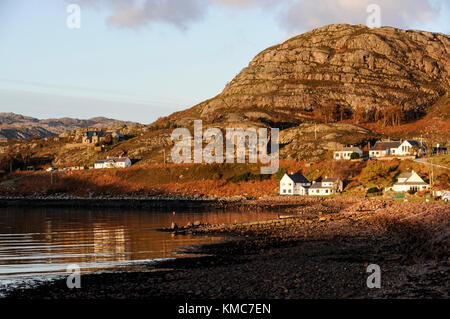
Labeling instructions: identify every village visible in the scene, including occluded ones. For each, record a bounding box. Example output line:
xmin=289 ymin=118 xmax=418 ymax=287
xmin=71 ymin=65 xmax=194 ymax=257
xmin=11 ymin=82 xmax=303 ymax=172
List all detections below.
xmin=0 ymin=125 xmax=449 ymax=201
xmin=281 ymin=139 xmax=448 ymax=199
xmin=20 ymin=134 xmax=447 ymax=202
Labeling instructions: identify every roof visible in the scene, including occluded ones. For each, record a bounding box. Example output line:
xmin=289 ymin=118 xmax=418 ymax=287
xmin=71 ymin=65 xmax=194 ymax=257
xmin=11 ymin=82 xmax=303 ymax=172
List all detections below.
xmin=336 ymin=147 xmax=360 ymax=152
xmin=371 ymin=141 xmax=401 ymax=151
xmin=397 ymin=172 xmax=413 ymax=179
xmin=106 ymin=157 xmax=129 ymax=163
xmin=394 ymin=181 xmax=429 ymax=186
xmin=406 ymin=140 xmax=421 ymax=147
xmin=286 ymin=174 xmax=310 ymax=184
xmin=323 ymin=177 xmax=340 ymax=183
xmin=309 ymin=182 xmax=333 ymax=189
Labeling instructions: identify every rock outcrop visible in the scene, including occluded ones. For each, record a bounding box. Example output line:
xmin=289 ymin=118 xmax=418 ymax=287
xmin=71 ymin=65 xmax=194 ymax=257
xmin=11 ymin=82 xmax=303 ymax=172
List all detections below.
xmin=184 ymin=24 xmax=449 ymax=124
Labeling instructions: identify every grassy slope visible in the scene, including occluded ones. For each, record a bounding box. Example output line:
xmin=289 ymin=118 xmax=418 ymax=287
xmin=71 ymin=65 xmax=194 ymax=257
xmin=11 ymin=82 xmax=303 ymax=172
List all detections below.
xmin=1 ymin=158 xmax=448 ymax=197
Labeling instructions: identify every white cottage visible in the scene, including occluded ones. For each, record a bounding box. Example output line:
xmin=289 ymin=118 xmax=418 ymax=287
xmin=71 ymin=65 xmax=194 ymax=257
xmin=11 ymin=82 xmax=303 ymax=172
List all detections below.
xmin=94 ymin=157 xmax=131 ymax=169
xmin=280 ymin=173 xmax=312 ymax=195
xmin=308 ymin=177 xmax=343 ymax=196
xmin=369 ymin=140 xmax=425 ymax=158
xmin=334 ymin=147 xmax=363 ymax=160
xmin=392 ymin=170 xmax=430 ymax=192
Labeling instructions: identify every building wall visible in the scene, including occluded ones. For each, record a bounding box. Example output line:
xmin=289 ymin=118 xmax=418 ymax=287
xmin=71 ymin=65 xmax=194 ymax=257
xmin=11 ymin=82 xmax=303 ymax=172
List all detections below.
xmin=369 ymin=150 xmax=387 ymax=158
xmin=393 ymin=184 xmax=429 ymax=192
xmin=309 ymin=188 xmax=334 ymax=196
xmin=334 ymin=148 xmax=363 ymax=160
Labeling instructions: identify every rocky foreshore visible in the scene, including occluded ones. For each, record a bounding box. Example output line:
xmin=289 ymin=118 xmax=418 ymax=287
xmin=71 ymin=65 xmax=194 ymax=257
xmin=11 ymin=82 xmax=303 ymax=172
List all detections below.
xmin=4 ymin=197 xmax=448 ymax=299
xmin=0 ymin=193 xmax=347 ymax=211
xmin=0 ymin=194 xmax=245 ymax=210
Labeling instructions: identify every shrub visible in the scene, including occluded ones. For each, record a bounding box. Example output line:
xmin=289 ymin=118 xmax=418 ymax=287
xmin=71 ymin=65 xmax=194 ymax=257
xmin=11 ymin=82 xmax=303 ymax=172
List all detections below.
xmin=350 ymin=152 xmax=360 ymax=159
xmin=274 ymin=167 xmax=288 ymax=180
xmin=230 ymin=172 xmax=271 ymax=183
xmin=367 ymin=187 xmax=380 ymax=194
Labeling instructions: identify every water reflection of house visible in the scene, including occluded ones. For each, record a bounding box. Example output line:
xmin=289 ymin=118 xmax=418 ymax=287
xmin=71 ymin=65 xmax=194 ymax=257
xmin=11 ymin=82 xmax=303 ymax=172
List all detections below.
xmin=93 ymin=225 xmax=126 ymax=262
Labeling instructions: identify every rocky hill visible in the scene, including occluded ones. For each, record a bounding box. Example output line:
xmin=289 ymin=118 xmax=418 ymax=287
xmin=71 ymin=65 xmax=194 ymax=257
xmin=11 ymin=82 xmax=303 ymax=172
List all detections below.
xmin=2 ymin=24 xmax=449 ymax=166
xmin=166 ymin=24 xmax=448 ymax=127
xmin=0 ymin=113 xmax=139 ymax=140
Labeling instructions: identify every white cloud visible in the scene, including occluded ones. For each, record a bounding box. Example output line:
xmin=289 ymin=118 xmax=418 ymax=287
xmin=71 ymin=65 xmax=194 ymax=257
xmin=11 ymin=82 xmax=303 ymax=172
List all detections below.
xmin=74 ymin=0 xmax=444 ymax=32
xmin=76 ymin=0 xmax=209 ymax=29
xmin=278 ymin=0 xmax=441 ymax=33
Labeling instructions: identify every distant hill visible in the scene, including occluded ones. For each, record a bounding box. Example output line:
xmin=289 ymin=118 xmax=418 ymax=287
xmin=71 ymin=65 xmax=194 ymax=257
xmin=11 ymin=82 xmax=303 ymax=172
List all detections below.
xmin=0 ymin=113 xmax=139 ymax=140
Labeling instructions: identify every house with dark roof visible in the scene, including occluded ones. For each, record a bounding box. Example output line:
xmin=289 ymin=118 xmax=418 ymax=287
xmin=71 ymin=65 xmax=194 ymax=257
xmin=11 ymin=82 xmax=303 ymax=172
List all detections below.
xmin=308 ymin=176 xmax=343 ymax=196
xmin=432 ymin=144 xmax=448 ymax=155
xmin=369 ymin=140 xmax=426 ymax=158
xmin=280 ymin=173 xmax=312 ymax=195
xmin=82 ymin=131 xmax=103 ymax=144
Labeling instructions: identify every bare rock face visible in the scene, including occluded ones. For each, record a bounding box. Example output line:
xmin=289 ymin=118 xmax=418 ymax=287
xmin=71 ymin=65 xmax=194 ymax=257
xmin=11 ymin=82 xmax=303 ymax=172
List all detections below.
xmin=191 ymin=24 xmax=449 ymax=122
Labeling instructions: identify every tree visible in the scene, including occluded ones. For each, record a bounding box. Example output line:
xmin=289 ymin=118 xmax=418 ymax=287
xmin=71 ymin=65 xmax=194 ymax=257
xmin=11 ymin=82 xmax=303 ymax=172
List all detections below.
xmin=382 ymin=105 xmax=404 ymax=127
xmin=350 ymin=152 xmax=360 ymax=159
xmin=353 ymin=106 xmax=366 ymax=124
xmin=360 ymin=162 xmax=399 ymax=189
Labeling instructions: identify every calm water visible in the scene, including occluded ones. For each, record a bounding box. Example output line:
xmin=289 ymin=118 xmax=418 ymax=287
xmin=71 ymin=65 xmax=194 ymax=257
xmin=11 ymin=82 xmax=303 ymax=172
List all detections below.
xmin=0 ymin=207 xmax=280 ymax=295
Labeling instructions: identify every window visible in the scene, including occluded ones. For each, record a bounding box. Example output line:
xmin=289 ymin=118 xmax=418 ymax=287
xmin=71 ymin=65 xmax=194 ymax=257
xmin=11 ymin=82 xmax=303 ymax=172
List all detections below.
xmin=283 ymin=189 xmax=286 ymax=193
xmin=325 ymin=190 xmax=329 ymax=193
xmin=288 ymin=189 xmax=292 ymax=193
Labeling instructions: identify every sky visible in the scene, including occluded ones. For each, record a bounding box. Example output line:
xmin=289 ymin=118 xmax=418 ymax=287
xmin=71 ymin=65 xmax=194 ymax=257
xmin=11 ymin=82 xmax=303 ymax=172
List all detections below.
xmin=0 ymin=0 xmax=448 ymax=124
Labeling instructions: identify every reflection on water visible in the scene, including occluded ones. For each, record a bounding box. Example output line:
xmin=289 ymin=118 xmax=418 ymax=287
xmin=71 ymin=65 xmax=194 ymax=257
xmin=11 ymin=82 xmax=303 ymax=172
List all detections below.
xmin=0 ymin=207 xmax=280 ymax=293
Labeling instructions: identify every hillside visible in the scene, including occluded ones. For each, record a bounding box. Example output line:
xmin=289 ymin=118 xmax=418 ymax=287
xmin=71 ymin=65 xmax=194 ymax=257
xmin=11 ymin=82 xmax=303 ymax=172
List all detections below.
xmin=0 ymin=113 xmax=139 ymax=140
xmin=163 ymin=24 xmax=448 ymax=128
xmin=1 ymin=24 xmax=449 ymax=168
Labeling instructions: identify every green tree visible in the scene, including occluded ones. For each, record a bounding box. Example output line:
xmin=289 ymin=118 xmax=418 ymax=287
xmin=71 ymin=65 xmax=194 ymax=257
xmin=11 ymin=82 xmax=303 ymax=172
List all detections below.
xmin=350 ymin=152 xmax=360 ymax=159
xmin=360 ymin=162 xmax=399 ymax=189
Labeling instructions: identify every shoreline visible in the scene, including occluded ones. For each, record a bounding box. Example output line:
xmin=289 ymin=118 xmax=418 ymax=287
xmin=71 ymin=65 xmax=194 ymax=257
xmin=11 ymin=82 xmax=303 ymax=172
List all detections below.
xmin=0 ymin=194 xmax=343 ymax=211
xmin=3 ymin=197 xmax=448 ymax=299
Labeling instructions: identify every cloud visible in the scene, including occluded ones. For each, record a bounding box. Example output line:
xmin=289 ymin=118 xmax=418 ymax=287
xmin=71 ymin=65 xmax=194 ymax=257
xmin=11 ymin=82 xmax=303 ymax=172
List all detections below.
xmin=278 ymin=0 xmax=441 ymax=33
xmin=75 ymin=0 xmax=443 ymax=32
xmin=76 ymin=0 xmax=209 ymax=29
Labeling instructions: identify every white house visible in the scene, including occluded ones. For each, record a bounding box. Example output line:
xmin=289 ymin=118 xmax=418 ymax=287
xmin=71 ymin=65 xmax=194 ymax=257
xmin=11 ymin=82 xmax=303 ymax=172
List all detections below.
xmin=94 ymin=157 xmax=131 ymax=169
xmin=308 ymin=177 xmax=343 ymax=196
xmin=392 ymin=170 xmax=430 ymax=192
xmin=334 ymin=147 xmax=363 ymax=160
xmin=369 ymin=140 xmax=425 ymax=158
xmin=280 ymin=173 xmax=312 ymax=195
